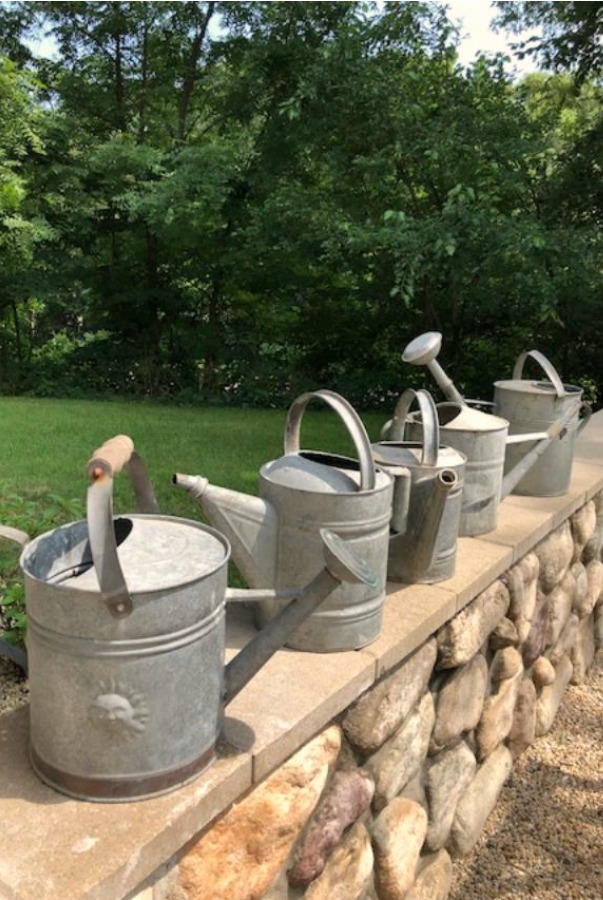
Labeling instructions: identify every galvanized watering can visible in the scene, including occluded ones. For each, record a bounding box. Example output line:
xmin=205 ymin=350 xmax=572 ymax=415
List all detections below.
xmin=0 ymin=436 xmax=375 ymax=802
xmin=400 ymin=332 xmax=589 ymax=532
xmin=493 ymin=350 xmax=591 ymax=496
xmin=374 ymin=389 xmax=465 ymax=583
xmin=174 ymin=390 xmax=393 ymax=653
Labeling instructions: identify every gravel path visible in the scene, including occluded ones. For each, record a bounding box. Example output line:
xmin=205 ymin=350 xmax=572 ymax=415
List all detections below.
xmin=449 ymin=651 xmax=603 ymax=900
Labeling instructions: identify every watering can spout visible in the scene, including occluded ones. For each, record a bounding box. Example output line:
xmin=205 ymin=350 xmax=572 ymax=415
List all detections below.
xmin=222 ymin=529 xmax=377 ymax=705
xmin=402 ymin=332 xmax=466 ymax=406
xmin=499 ymin=399 xmax=584 ymax=500
xmin=391 ymin=468 xmax=459 ymax=579
xmin=173 ymin=473 xmax=278 ymax=587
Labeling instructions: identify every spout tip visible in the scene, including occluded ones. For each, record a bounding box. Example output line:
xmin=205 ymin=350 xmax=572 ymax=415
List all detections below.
xmin=402 ymin=332 xmax=442 ymax=366
xmin=436 ymin=468 xmax=459 ymax=493
xmin=172 ymin=473 xmax=209 ymax=498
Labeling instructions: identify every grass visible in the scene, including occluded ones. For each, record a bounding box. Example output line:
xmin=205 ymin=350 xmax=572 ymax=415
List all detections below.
xmin=0 ymin=395 xmax=387 ymax=516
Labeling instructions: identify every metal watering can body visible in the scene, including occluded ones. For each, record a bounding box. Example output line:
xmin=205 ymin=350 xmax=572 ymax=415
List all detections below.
xmin=493 ymin=351 xmax=591 ymax=497
xmin=6 ymin=436 xmax=375 ymax=802
xmin=175 ymin=391 xmax=393 ymax=653
xmin=403 ymin=403 xmax=509 ymax=537
xmin=375 ymin=389 xmax=466 ymax=583
xmin=401 ymin=333 xmax=591 ymax=529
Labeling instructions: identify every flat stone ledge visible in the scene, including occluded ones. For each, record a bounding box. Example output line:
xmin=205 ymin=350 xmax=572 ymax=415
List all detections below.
xmin=1 ymin=410 xmax=603 ymax=899
xmin=0 ymin=707 xmax=252 ymax=900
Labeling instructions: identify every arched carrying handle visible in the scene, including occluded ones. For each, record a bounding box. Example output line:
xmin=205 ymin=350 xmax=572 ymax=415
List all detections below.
xmin=86 ymin=435 xmax=158 ymax=618
xmin=87 ymin=434 xmax=134 ymax=480
xmin=512 ymin=351 xmax=565 ymax=398
xmin=386 ymin=388 xmax=440 ymax=467
xmin=284 ymin=390 xmax=376 ymax=491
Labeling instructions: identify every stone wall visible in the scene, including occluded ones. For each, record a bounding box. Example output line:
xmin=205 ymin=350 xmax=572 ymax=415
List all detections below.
xmin=135 ymin=494 xmax=603 ymax=900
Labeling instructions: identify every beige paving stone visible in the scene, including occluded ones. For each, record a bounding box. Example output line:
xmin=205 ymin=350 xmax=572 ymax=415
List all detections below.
xmin=225 ymin=609 xmax=376 ymax=782
xmin=473 ymin=501 xmax=553 ymax=564
xmin=574 ymin=440 xmax=603 ymax=466
xmin=438 ymin=537 xmax=513 ymax=611
xmin=503 ymin=489 xmax=586 ymax=529
xmin=362 ymin=583 xmax=457 ymax=676
xmin=0 ymin=706 xmax=252 ymax=900
xmin=572 ymin=438 xmax=603 ymax=467
xmin=574 ymin=414 xmax=603 ymax=468
xmin=567 ymin=458 xmax=603 ymax=501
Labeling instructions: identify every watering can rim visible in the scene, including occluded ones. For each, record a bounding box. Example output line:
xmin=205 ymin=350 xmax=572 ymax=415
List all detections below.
xmin=260 ymin=449 xmax=392 ymax=495
xmin=411 ymin=401 xmax=510 ymax=433
xmin=20 ymin=513 xmax=231 ymax=597
xmin=371 ymin=439 xmax=467 ymax=469
xmin=493 ymin=378 xmax=583 ymax=397
xmin=495 ymin=349 xmax=581 ymax=399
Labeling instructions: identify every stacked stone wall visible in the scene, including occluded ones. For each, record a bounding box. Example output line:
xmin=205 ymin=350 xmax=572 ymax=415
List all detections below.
xmin=137 ymin=494 xmax=603 ymax=900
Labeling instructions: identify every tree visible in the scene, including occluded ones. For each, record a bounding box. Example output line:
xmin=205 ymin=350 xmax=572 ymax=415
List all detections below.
xmin=493 ymin=2 xmax=603 ymax=83
xmin=0 ymin=58 xmax=54 ymax=386
xmin=0 ymin=2 xmax=602 ymax=405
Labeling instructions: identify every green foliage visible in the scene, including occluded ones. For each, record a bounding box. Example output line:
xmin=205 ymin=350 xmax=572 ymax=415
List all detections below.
xmin=493 ymin=2 xmax=603 ymax=83
xmin=0 ymin=486 xmax=84 ymax=646
xmin=0 ymin=3 xmax=601 ymax=407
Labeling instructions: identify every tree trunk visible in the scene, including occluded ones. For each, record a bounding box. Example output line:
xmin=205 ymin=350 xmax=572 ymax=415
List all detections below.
xmin=176 ymin=1 xmax=216 ymax=142
xmin=11 ymin=301 xmax=23 ymax=369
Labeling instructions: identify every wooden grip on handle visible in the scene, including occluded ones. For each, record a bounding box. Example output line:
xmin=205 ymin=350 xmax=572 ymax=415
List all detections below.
xmin=87 ymin=435 xmax=134 ymax=481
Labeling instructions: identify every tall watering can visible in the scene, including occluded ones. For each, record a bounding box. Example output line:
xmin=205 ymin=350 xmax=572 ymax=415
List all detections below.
xmin=174 ymin=390 xmax=393 ymax=653
xmin=400 ymin=333 xmax=589 ymax=532
xmin=0 ymin=436 xmax=375 ymax=802
xmin=374 ymin=389 xmax=465 ymax=583
xmin=493 ymin=350 xmax=591 ymax=496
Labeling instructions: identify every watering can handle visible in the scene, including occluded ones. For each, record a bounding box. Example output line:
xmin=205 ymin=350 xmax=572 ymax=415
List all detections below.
xmin=386 ymin=389 xmax=439 ymax=467
xmin=512 ymin=351 xmax=565 ymax=398
xmin=87 ymin=434 xmax=135 ymax=479
xmin=0 ymin=525 xmax=30 ymax=548
xmin=86 ymin=435 xmax=159 ymax=618
xmin=284 ymin=390 xmax=376 ymax=491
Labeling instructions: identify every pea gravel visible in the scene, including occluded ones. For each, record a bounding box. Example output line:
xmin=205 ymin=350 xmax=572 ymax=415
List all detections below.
xmin=449 ymin=651 xmax=603 ymax=900
xmin=0 ymin=656 xmax=28 ymax=714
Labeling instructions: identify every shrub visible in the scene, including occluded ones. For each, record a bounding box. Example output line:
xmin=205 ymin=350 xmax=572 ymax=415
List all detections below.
xmin=0 ymin=487 xmax=83 ymax=648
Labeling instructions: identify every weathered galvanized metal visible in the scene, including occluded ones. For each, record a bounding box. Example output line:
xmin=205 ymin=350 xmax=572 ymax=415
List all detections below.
xmin=18 ymin=436 xmax=375 ymax=802
xmin=174 ymin=390 xmax=393 ymax=653
xmin=493 ymin=351 xmax=591 ymax=496
xmin=374 ymin=389 xmax=465 ymax=583
xmin=401 ymin=402 xmax=509 ymax=536
xmin=402 ymin=332 xmax=465 ymax=404
xmin=400 ymin=332 xmax=592 ymax=530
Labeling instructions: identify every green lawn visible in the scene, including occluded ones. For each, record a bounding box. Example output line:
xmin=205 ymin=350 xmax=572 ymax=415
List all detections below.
xmin=0 ymin=395 xmax=387 ymax=522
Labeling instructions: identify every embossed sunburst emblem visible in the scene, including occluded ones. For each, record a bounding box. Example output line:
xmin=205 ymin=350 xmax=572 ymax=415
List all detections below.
xmin=89 ymin=679 xmax=149 ymax=741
